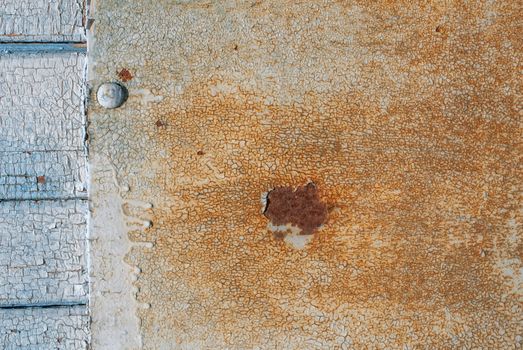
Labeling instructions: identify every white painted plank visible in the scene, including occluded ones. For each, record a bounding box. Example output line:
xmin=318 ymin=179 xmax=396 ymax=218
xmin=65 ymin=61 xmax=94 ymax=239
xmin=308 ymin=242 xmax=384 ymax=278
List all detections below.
xmin=0 ymin=52 xmax=86 ymax=152
xmin=0 ymin=151 xmax=87 ymax=200
xmin=0 ymin=200 xmax=88 ymax=306
xmin=0 ymin=305 xmax=89 ymax=350
xmin=0 ymin=0 xmax=85 ymax=42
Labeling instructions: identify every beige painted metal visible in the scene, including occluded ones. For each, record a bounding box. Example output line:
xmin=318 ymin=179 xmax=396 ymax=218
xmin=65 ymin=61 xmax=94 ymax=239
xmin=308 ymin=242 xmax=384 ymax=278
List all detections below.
xmin=88 ymin=1 xmax=522 ymax=349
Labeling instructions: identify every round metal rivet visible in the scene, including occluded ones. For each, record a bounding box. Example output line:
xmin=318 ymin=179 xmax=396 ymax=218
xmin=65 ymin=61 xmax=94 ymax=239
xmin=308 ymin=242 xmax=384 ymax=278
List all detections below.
xmin=97 ymin=82 xmax=128 ymax=109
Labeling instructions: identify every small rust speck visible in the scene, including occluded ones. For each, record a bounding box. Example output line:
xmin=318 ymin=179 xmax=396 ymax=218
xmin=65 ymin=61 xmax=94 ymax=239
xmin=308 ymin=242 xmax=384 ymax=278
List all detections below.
xmin=118 ymin=68 xmax=133 ymax=82
xmin=264 ymin=183 xmax=328 ymax=235
xmin=233 ymin=44 xmax=239 ymax=51
xmin=435 ymin=25 xmax=443 ymax=33
xmin=155 ymin=120 xmax=166 ymax=127
xmin=197 ymin=150 xmax=205 ymax=156
xmin=37 ymin=176 xmax=46 ymax=184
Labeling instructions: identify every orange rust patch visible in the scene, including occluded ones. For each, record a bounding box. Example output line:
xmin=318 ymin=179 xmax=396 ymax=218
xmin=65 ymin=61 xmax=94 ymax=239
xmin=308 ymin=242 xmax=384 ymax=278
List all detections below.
xmin=264 ymin=183 xmax=328 ymax=235
xmin=134 ymin=76 xmax=520 ymax=346
xmin=36 ymin=176 xmax=46 ymax=184
xmin=117 ymin=68 xmax=133 ymax=82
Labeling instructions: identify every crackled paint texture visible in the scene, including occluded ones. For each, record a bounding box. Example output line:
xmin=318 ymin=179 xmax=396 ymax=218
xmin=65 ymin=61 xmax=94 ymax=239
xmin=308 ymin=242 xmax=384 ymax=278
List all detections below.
xmin=0 ymin=45 xmax=88 ymax=348
xmin=0 ymin=200 xmax=88 ymax=307
xmin=0 ymin=52 xmax=88 ymax=200
xmin=0 ymin=0 xmax=85 ymax=42
xmin=0 ymin=306 xmax=89 ymax=349
xmin=0 ymin=53 xmax=86 ymax=152
xmin=89 ymin=1 xmax=522 ymax=348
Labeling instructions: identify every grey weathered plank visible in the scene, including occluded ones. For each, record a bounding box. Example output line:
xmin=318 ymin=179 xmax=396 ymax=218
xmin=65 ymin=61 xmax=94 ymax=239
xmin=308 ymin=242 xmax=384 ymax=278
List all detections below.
xmin=0 ymin=200 xmax=88 ymax=306
xmin=0 ymin=305 xmax=89 ymax=349
xmin=0 ymin=0 xmax=85 ymax=42
xmin=0 ymin=151 xmax=87 ymax=200
xmin=0 ymin=52 xmax=86 ymax=152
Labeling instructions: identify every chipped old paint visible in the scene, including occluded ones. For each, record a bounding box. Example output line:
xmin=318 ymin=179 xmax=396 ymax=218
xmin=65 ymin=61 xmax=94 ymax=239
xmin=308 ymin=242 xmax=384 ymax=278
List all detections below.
xmin=89 ymin=1 xmax=522 ymax=348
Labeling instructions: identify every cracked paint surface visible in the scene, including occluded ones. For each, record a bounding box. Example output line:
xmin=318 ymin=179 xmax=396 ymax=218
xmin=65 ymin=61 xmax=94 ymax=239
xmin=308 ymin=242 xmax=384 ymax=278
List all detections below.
xmin=0 ymin=306 xmax=89 ymax=349
xmin=0 ymin=52 xmax=88 ymax=201
xmin=0 ymin=0 xmax=85 ymax=42
xmin=89 ymin=1 xmax=522 ymax=348
xmin=0 ymin=47 xmax=88 ymax=347
xmin=0 ymin=53 xmax=86 ymax=152
xmin=0 ymin=200 xmax=88 ymax=307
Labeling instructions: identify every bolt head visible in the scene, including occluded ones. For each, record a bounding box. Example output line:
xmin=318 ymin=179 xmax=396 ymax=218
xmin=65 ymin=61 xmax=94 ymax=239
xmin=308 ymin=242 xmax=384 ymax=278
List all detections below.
xmin=97 ymin=82 xmax=128 ymax=109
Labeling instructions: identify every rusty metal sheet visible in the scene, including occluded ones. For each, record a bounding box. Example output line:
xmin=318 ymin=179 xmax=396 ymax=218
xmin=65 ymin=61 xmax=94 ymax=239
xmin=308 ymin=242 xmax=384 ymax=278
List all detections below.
xmin=88 ymin=1 xmax=522 ymax=348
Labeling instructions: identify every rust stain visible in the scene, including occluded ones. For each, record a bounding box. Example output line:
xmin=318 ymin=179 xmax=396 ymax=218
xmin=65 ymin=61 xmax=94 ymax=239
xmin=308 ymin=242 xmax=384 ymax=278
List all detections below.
xmin=264 ymin=183 xmax=328 ymax=235
xmin=36 ymin=176 xmax=46 ymax=184
xmin=92 ymin=0 xmax=522 ymax=347
xmin=133 ymin=76 xmax=520 ymax=346
xmin=117 ymin=68 xmax=133 ymax=82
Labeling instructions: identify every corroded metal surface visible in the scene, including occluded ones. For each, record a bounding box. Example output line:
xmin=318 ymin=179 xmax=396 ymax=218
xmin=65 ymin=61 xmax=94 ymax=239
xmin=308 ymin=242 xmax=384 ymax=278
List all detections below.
xmin=89 ymin=1 xmax=522 ymax=348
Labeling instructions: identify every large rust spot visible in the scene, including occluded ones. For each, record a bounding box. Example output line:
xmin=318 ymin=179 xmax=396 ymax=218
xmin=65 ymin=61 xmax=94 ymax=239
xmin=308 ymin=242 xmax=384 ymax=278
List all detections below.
xmin=264 ymin=183 xmax=328 ymax=235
